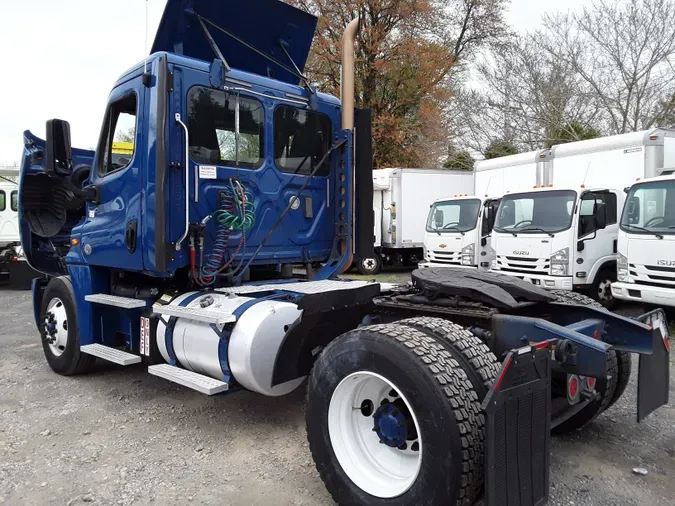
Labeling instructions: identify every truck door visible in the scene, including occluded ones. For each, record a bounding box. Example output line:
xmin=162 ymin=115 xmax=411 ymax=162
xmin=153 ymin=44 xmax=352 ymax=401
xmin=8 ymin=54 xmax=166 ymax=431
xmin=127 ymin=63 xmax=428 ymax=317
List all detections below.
xmin=79 ymin=80 xmax=146 ymax=271
xmin=576 ymin=190 xmax=618 ymax=277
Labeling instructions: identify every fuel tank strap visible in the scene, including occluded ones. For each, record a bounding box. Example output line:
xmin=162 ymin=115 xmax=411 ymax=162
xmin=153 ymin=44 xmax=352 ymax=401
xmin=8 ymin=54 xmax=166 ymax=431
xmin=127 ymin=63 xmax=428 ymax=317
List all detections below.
xmin=164 ymin=292 xmax=205 ymax=366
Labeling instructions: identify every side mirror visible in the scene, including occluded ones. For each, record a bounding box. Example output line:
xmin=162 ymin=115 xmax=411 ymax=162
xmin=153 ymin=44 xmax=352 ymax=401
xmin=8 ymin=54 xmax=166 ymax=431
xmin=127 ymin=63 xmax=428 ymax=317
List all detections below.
xmin=481 ymin=237 xmax=487 ymax=247
xmin=577 ymin=240 xmax=585 ymax=252
xmin=45 ymin=119 xmax=73 ymax=176
xmin=595 ymin=202 xmax=607 ymax=230
xmin=627 ymin=197 xmax=640 ymax=224
xmin=434 ymin=210 xmax=444 ymax=229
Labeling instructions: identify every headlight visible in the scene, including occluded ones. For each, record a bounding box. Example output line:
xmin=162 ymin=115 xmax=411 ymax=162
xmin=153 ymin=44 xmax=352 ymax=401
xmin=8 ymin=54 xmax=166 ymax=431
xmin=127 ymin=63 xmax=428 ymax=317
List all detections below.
xmin=617 ymin=252 xmax=629 ymax=282
xmin=550 ymin=248 xmax=569 ymax=277
xmin=461 ymin=244 xmax=475 ymax=266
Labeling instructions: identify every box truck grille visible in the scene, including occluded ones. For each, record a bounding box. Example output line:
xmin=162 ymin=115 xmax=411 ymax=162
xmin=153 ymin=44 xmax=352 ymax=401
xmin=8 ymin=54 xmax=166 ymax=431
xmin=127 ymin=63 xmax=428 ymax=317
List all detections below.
xmin=631 ymin=263 xmax=675 ymax=287
xmin=429 ymin=250 xmax=461 ymax=265
xmin=496 ymin=256 xmax=550 ymax=275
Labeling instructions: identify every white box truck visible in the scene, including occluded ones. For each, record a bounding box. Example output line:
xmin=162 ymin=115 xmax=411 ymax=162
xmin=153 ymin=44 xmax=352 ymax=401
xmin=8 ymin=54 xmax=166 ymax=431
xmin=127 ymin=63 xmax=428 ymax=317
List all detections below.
xmin=358 ymin=168 xmax=473 ymax=274
xmin=0 ymin=169 xmax=37 ymax=287
xmin=489 ymin=128 xmax=675 ymax=307
xmin=612 ymin=169 xmax=675 ymax=307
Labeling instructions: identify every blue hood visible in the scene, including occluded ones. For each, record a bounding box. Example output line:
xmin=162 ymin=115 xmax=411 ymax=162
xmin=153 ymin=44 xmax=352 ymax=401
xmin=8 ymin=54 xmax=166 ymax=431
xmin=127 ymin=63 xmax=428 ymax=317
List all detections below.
xmin=151 ymin=0 xmax=318 ymax=85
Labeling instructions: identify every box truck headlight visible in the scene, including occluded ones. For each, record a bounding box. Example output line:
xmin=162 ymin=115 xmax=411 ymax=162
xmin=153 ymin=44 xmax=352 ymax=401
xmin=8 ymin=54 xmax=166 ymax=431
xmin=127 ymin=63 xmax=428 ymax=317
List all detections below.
xmin=550 ymin=248 xmax=569 ymax=276
xmin=617 ymin=252 xmax=629 ymax=282
xmin=461 ymin=244 xmax=475 ymax=266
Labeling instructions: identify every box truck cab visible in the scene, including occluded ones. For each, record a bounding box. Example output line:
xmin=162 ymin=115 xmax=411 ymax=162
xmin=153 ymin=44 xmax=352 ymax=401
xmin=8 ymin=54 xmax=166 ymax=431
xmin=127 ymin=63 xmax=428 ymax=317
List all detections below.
xmin=612 ymin=173 xmax=675 ymax=306
xmin=491 ymin=186 xmax=623 ymax=305
xmin=420 ymin=195 xmax=499 ymax=269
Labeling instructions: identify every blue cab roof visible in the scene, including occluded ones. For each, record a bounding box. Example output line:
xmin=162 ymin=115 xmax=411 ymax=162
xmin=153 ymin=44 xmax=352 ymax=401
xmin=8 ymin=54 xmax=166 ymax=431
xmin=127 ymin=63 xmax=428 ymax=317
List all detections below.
xmin=151 ymin=0 xmax=318 ymax=86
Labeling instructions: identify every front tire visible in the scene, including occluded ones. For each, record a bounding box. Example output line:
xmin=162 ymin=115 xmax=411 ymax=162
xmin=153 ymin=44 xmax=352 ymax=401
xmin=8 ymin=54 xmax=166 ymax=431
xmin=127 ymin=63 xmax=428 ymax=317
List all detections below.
xmin=357 ymin=255 xmax=382 ymax=275
xmin=40 ymin=276 xmax=95 ymax=376
xmin=589 ymin=269 xmax=616 ymax=309
xmin=306 ymin=324 xmax=483 ymax=505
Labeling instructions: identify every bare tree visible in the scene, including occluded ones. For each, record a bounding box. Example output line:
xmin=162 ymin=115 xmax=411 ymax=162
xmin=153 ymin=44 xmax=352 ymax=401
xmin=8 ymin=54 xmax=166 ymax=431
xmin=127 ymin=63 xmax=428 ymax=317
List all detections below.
xmin=543 ymin=0 xmax=675 ymax=134
xmin=449 ymin=33 xmax=602 ymax=155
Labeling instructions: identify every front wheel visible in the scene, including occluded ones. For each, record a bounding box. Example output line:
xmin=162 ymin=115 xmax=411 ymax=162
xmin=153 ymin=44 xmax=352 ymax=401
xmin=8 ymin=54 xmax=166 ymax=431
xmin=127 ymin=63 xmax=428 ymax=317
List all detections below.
xmin=357 ymin=255 xmax=382 ymax=275
xmin=589 ymin=269 xmax=616 ymax=309
xmin=40 ymin=276 xmax=95 ymax=376
xmin=306 ymin=324 xmax=484 ymax=505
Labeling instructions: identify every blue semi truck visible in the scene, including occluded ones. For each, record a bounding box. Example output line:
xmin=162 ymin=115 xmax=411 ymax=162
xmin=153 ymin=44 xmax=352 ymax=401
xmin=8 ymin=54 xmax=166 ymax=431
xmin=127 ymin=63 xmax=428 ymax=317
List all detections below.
xmin=16 ymin=1 xmax=670 ymax=505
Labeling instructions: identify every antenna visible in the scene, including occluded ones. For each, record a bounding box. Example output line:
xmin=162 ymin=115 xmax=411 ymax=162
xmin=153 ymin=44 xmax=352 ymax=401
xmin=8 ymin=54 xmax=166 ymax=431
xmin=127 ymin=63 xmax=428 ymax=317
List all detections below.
xmin=581 ymin=161 xmax=591 ymax=188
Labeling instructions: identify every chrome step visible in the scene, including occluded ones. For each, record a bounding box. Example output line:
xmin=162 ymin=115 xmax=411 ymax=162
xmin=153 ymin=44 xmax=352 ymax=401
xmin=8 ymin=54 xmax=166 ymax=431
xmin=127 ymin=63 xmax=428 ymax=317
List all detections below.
xmin=152 ymin=305 xmax=236 ymax=325
xmin=80 ymin=344 xmax=142 ymax=366
xmin=148 ymin=364 xmax=229 ymax=395
xmin=85 ymin=294 xmax=148 ymax=309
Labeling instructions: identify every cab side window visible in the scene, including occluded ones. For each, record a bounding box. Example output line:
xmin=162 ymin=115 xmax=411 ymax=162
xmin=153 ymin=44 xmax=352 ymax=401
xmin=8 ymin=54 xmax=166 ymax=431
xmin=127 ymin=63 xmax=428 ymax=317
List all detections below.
xmin=579 ymin=191 xmax=617 ymax=237
xmin=98 ymin=94 xmax=137 ymax=176
xmin=0 ymin=190 xmax=5 ymax=212
xmin=11 ymin=191 xmax=17 ymax=212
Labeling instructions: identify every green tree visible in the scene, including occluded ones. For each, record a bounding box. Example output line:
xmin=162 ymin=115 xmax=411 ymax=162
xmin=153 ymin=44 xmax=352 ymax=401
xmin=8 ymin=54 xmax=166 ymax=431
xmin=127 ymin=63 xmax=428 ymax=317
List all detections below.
xmin=443 ymin=150 xmax=475 ymax=170
xmin=484 ymin=140 xmax=518 ymax=159
xmin=545 ymin=121 xmax=600 ymax=148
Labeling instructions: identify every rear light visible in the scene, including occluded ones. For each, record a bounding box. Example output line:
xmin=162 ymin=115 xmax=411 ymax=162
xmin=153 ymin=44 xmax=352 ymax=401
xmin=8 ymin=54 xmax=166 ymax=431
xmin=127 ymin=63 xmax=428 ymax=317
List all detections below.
xmin=586 ymin=376 xmax=596 ymax=390
xmin=567 ymin=374 xmax=581 ymax=404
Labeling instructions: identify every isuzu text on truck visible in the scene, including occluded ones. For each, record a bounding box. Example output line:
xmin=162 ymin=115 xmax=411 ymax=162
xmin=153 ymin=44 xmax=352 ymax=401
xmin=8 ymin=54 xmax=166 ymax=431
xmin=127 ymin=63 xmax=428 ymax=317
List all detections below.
xmin=15 ymin=1 xmax=669 ymax=505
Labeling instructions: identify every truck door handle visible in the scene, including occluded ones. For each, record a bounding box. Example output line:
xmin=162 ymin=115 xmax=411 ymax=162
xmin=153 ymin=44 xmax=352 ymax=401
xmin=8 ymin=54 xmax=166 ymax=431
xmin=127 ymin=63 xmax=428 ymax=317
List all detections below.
xmin=126 ymin=220 xmax=137 ymax=254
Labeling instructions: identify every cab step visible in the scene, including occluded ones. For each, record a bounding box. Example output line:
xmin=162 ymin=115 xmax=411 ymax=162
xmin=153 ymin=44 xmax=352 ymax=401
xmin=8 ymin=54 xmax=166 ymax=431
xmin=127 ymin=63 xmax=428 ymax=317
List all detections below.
xmin=80 ymin=344 xmax=142 ymax=366
xmin=148 ymin=364 xmax=229 ymax=395
xmin=85 ymin=294 xmax=149 ymax=309
xmin=152 ymin=305 xmax=236 ymax=325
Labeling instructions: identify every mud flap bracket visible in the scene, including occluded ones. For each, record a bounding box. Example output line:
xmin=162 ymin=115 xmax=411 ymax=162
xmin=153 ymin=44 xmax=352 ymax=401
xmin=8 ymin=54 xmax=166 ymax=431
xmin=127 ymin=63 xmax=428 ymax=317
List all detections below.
xmin=482 ymin=346 xmax=552 ymax=506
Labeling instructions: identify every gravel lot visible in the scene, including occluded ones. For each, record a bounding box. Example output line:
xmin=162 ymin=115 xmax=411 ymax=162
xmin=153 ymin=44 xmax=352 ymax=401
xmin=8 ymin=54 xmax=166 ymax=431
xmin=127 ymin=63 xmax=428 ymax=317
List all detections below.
xmin=1 ymin=279 xmax=674 ymax=506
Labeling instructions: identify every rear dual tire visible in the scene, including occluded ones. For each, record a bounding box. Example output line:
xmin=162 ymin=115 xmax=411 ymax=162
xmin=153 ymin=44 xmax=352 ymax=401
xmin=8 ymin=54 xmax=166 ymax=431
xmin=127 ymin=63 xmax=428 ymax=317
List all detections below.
xmin=306 ymin=321 xmax=498 ymax=505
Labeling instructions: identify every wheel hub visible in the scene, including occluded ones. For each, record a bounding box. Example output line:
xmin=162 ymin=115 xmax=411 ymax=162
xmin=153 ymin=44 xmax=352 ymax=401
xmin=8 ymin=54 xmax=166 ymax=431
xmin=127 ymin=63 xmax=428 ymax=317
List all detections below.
xmin=44 ymin=298 xmax=68 ymax=357
xmin=373 ymin=403 xmax=408 ymax=448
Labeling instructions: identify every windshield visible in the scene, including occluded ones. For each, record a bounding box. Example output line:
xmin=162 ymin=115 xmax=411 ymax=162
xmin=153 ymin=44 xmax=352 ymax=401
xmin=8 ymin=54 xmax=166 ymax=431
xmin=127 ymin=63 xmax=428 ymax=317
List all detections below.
xmin=495 ymin=190 xmax=576 ymax=234
xmin=621 ymin=180 xmax=675 ymax=235
xmin=427 ymin=199 xmax=481 ymax=233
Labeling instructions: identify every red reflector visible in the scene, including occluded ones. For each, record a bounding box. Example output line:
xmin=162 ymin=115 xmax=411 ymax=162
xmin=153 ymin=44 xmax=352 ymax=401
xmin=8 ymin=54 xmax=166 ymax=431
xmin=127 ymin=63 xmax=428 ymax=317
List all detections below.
xmin=593 ymin=330 xmax=600 ymax=339
xmin=493 ymin=355 xmax=513 ymax=393
xmin=569 ymin=376 xmax=579 ymax=398
xmin=665 ymin=336 xmax=671 ymax=352
xmin=587 ymin=377 xmax=596 ymax=390
xmin=535 ymin=341 xmax=550 ymax=350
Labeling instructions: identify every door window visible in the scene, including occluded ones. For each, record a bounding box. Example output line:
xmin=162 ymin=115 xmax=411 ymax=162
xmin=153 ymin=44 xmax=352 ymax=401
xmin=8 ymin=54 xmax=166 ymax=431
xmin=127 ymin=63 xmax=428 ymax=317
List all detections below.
xmin=10 ymin=191 xmax=17 ymax=212
xmin=98 ymin=94 xmax=138 ymax=176
xmin=579 ymin=191 xmax=617 ymax=237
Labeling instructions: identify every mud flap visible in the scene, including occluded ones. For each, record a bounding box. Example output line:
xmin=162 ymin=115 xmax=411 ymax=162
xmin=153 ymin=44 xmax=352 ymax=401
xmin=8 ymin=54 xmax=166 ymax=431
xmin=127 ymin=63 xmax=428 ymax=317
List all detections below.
xmin=482 ymin=346 xmax=552 ymax=506
xmin=635 ymin=309 xmax=670 ymax=422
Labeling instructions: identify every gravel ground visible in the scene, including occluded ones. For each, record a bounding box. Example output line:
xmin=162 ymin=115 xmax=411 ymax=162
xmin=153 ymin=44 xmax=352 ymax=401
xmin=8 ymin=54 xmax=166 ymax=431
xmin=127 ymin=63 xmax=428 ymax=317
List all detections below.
xmin=1 ymin=280 xmax=674 ymax=506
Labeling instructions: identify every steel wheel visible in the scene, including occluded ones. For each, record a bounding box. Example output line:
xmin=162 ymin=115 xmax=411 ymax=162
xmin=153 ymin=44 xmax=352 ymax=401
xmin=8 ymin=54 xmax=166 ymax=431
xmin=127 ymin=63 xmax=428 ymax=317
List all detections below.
xmin=358 ymin=256 xmax=381 ymax=275
xmin=44 ymin=297 xmax=69 ymax=357
xmin=328 ymin=371 xmax=422 ymax=498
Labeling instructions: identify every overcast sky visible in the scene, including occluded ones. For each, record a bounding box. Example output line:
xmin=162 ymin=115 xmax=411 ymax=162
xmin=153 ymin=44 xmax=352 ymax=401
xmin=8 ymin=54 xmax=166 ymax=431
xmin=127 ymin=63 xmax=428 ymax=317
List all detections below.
xmin=0 ymin=0 xmax=587 ymax=166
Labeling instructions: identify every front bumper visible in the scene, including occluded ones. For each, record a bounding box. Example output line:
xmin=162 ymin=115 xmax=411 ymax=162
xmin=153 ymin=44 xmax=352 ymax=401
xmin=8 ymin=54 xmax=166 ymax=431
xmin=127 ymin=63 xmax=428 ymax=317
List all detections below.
xmin=493 ymin=270 xmax=573 ymax=290
xmin=612 ymin=281 xmax=675 ymax=306
xmin=419 ymin=261 xmax=476 ymax=270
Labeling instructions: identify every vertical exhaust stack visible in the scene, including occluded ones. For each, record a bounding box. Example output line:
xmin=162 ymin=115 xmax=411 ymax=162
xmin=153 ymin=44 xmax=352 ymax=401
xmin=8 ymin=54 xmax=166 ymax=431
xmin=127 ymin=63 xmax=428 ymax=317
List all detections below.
xmin=341 ymin=18 xmax=359 ymax=131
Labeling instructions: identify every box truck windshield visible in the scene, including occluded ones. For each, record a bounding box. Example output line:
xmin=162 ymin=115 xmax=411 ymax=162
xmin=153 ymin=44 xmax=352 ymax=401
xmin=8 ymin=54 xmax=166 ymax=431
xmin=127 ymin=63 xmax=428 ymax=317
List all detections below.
xmin=621 ymin=179 xmax=675 ymax=237
xmin=427 ymin=198 xmax=481 ymax=233
xmin=494 ymin=190 xmax=576 ymax=235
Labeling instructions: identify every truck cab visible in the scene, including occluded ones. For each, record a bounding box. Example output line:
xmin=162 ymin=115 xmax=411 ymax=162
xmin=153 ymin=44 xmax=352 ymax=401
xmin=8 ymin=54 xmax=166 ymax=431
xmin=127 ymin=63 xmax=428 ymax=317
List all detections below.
xmin=420 ymin=195 xmax=499 ymax=270
xmin=490 ymin=186 xmax=623 ymax=306
xmin=612 ymin=173 xmax=675 ymax=306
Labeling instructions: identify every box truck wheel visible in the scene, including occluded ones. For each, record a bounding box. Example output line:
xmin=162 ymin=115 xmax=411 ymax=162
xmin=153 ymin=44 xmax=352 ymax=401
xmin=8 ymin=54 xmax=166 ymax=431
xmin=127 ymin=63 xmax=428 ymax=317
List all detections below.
xmin=590 ymin=268 xmax=616 ymax=309
xmin=357 ymin=255 xmax=382 ymax=275
xmin=306 ymin=324 xmax=483 ymax=505
xmin=40 ymin=276 xmax=95 ymax=376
